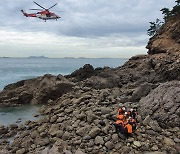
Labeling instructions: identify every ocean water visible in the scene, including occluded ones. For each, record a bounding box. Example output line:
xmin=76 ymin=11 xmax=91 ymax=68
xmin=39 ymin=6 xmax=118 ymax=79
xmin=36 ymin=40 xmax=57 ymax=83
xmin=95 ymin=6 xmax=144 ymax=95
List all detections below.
xmin=0 ymin=104 xmax=42 ymax=126
xmin=0 ymin=57 xmax=127 ymax=91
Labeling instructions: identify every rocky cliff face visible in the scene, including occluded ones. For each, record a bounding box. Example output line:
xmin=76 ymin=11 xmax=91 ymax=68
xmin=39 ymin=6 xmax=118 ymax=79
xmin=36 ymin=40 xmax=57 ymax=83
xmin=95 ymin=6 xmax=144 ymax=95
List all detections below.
xmin=0 ymin=12 xmax=180 ymax=154
xmin=146 ymin=15 xmax=180 ymax=54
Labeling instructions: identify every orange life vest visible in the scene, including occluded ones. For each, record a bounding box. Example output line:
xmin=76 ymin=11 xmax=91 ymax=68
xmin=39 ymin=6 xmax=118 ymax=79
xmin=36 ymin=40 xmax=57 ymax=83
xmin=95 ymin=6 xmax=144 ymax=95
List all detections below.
xmin=117 ymin=114 xmax=124 ymax=120
xmin=124 ymin=123 xmax=132 ymax=134
xmin=116 ymin=119 xmax=124 ymax=126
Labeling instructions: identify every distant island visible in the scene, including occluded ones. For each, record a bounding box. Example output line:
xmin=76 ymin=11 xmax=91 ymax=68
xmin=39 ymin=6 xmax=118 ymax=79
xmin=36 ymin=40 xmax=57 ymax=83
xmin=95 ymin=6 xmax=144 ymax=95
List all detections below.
xmin=0 ymin=57 xmax=10 ymax=58
xmin=27 ymin=56 xmax=48 ymax=58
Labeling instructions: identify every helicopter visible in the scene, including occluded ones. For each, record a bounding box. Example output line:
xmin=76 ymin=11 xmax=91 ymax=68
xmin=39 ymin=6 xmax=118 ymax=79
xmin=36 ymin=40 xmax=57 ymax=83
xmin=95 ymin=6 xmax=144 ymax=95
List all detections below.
xmin=21 ymin=1 xmax=61 ymax=22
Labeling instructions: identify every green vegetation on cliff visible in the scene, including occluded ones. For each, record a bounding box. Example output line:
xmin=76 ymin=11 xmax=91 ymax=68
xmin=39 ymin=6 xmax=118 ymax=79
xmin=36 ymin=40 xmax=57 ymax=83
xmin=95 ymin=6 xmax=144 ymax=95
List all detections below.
xmin=147 ymin=0 xmax=180 ymax=36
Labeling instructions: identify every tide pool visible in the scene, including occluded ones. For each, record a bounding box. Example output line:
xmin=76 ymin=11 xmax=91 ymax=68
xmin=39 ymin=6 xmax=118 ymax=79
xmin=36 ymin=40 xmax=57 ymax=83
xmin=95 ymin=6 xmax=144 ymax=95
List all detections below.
xmin=0 ymin=104 xmax=41 ymax=126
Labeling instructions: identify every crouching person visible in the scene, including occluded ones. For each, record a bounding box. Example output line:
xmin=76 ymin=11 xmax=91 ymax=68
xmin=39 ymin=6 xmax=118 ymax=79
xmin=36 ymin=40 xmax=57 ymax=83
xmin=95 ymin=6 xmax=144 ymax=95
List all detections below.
xmin=124 ymin=116 xmax=137 ymax=137
xmin=114 ymin=118 xmax=125 ymax=134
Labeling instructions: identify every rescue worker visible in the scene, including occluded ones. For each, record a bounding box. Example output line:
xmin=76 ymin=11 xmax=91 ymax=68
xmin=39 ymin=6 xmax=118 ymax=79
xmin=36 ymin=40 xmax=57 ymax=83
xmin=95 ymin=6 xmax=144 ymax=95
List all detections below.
xmin=124 ymin=117 xmax=133 ymax=136
xmin=114 ymin=107 xmax=137 ymax=138
xmin=128 ymin=108 xmax=137 ymax=131
xmin=117 ymin=107 xmax=126 ymax=118
xmin=129 ymin=108 xmax=137 ymax=119
xmin=114 ymin=114 xmax=125 ymax=134
xmin=131 ymin=117 xmax=136 ymax=131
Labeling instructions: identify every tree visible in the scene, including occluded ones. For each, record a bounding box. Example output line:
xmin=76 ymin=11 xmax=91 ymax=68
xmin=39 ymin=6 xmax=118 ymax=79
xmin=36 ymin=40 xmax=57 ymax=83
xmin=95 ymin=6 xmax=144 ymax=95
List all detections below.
xmin=171 ymin=5 xmax=180 ymax=15
xmin=147 ymin=18 xmax=163 ymax=36
xmin=147 ymin=0 xmax=179 ymax=37
xmin=160 ymin=8 xmax=171 ymax=21
xmin=171 ymin=0 xmax=180 ymax=15
xmin=175 ymin=0 xmax=180 ymax=5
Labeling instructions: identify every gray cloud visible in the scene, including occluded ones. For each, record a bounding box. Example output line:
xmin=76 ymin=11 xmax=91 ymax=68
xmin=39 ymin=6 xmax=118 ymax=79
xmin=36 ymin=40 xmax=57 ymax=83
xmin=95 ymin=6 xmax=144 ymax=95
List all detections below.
xmin=0 ymin=0 xmax=175 ymax=37
xmin=0 ymin=0 xmax=176 ymax=58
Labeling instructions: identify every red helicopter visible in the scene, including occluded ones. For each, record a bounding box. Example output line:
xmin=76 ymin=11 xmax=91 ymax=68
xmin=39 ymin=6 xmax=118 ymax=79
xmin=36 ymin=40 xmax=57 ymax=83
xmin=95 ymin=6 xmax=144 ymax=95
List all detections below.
xmin=21 ymin=1 xmax=61 ymax=22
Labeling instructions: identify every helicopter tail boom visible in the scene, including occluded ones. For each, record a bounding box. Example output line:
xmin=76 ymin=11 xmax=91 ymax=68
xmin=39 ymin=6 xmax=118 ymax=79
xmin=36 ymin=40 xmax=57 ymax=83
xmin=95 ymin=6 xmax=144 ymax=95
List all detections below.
xmin=21 ymin=10 xmax=36 ymax=17
xmin=21 ymin=10 xmax=28 ymax=17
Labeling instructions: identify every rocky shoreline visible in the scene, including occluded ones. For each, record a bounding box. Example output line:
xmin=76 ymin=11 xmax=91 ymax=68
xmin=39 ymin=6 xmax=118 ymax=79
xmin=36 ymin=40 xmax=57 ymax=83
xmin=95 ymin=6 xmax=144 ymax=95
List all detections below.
xmin=0 ymin=13 xmax=180 ymax=154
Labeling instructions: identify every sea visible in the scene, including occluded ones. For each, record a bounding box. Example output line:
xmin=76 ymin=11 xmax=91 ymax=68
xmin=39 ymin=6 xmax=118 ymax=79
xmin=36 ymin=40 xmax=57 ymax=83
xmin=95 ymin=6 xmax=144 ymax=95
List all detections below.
xmin=0 ymin=57 xmax=127 ymax=126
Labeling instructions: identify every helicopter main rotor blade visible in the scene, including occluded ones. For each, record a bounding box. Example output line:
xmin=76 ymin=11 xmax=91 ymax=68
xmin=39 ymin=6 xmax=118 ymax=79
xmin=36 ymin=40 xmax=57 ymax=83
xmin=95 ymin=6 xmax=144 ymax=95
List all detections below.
xmin=29 ymin=9 xmax=43 ymax=10
xmin=48 ymin=3 xmax=58 ymax=10
xmin=33 ymin=1 xmax=46 ymax=10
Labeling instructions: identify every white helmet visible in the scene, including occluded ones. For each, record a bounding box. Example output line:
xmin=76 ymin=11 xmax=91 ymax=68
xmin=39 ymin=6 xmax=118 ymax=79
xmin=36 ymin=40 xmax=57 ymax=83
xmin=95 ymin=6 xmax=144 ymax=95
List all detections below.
xmin=122 ymin=107 xmax=126 ymax=111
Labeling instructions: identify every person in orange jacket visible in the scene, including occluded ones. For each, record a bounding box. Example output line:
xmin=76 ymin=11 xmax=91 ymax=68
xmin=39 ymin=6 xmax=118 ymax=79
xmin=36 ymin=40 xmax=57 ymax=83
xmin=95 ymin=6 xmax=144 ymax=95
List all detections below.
xmin=124 ymin=117 xmax=133 ymax=136
xmin=114 ymin=109 xmax=126 ymax=134
xmin=114 ymin=117 xmax=125 ymax=134
xmin=114 ymin=107 xmax=137 ymax=138
xmin=117 ymin=107 xmax=126 ymax=118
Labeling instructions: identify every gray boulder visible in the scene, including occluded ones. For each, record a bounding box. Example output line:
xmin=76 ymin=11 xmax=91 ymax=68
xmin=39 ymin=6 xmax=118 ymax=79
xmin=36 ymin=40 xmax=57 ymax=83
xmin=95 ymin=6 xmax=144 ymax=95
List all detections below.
xmin=138 ymin=81 xmax=180 ymax=128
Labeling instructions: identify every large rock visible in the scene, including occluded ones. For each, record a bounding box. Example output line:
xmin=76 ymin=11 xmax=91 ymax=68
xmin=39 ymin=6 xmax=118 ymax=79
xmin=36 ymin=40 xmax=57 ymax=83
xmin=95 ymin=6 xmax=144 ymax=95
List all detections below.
xmin=130 ymin=82 xmax=155 ymax=102
xmin=138 ymin=81 xmax=180 ymax=128
xmin=0 ymin=74 xmax=74 ymax=107
xmin=66 ymin=64 xmax=95 ymax=80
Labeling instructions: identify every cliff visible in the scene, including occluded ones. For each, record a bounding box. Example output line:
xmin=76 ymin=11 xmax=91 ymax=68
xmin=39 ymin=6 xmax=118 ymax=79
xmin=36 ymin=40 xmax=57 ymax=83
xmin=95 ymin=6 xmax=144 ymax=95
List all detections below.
xmin=146 ymin=15 xmax=180 ymax=54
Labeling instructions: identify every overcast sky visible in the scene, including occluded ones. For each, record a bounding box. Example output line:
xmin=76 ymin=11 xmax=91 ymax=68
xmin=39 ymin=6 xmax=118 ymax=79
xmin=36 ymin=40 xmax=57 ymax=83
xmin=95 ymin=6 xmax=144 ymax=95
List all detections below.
xmin=0 ymin=0 xmax=175 ymax=58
